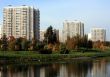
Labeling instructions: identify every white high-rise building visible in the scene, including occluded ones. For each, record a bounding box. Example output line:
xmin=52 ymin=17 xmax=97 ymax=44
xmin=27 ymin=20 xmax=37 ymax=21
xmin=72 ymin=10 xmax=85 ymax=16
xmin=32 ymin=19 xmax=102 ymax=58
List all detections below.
xmin=3 ymin=5 xmax=40 ymax=40
xmin=91 ymin=28 xmax=106 ymax=42
xmin=62 ymin=20 xmax=84 ymax=42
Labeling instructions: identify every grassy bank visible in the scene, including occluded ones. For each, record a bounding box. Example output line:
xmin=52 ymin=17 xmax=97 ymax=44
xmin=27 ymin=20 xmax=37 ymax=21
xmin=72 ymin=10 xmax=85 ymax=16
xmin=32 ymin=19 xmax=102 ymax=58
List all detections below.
xmin=0 ymin=51 xmax=110 ymax=64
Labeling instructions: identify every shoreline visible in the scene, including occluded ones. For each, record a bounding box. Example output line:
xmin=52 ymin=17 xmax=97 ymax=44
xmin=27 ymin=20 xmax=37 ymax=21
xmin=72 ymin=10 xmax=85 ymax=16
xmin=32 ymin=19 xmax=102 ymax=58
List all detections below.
xmin=0 ymin=51 xmax=110 ymax=64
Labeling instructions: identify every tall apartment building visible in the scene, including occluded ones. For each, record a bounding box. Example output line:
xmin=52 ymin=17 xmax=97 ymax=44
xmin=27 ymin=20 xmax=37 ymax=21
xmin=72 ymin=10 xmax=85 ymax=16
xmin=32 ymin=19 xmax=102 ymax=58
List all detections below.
xmin=62 ymin=20 xmax=84 ymax=42
xmin=3 ymin=5 xmax=40 ymax=40
xmin=91 ymin=28 xmax=106 ymax=42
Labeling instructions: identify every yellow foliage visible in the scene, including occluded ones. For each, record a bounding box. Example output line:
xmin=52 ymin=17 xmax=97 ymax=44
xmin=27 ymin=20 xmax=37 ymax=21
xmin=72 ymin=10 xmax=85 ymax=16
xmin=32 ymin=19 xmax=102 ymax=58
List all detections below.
xmin=52 ymin=44 xmax=60 ymax=51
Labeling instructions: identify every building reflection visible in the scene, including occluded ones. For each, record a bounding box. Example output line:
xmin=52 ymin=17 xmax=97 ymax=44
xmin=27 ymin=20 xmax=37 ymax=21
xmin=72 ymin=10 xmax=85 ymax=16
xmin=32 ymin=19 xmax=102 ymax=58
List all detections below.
xmin=0 ymin=64 xmax=59 ymax=77
xmin=59 ymin=64 xmax=68 ymax=77
xmin=91 ymin=59 xmax=107 ymax=77
xmin=40 ymin=67 xmax=45 ymax=77
xmin=0 ymin=59 xmax=108 ymax=77
xmin=59 ymin=61 xmax=92 ymax=77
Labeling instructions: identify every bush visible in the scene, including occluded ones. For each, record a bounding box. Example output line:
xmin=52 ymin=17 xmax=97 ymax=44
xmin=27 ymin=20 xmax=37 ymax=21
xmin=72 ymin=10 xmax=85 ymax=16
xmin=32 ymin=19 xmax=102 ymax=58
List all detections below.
xmin=60 ymin=44 xmax=69 ymax=54
xmin=60 ymin=49 xmax=69 ymax=54
xmin=38 ymin=49 xmax=52 ymax=54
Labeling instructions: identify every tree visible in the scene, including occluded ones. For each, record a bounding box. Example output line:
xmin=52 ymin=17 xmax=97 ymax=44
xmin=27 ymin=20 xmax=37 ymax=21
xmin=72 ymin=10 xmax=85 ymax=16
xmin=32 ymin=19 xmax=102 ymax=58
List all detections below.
xmin=8 ymin=36 xmax=16 ymax=51
xmin=1 ymin=34 xmax=8 ymax=51
xmin=60 ymin=44 xmax=69 ymax=54
xmin=44 ymin=26 xmax=58 ymax=44
xmin=21 ymin=38 xmax=29 ymax=51
xmin=52 ymin=32 xmax=57 ymax=43
xmin=87 ymin=40 xmax=93 ymax=49
xmin=93 ymin=40 xmax=105 ymax=50
xmin=66 ymin=34 xmax=93 ymax=51
xmin=66 ymin=36 xmax=76 ymax=50
xmin=80 ymin=35 xmax=88 ymax=48
xmin=28 ymin=38 xmax=37 ymax=51
xmin=74 ymin=34 xmax=81 ymax=49
xmin=15 ymin=37 xmax=22 ymax=51
xmin=0 ymin=40 xmax=2 ymax=50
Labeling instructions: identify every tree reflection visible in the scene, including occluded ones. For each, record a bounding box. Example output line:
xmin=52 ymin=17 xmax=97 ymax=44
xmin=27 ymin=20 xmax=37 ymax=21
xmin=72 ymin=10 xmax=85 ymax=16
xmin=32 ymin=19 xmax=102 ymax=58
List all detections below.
xmin=0 ymin=58 xmax=108 ymax=77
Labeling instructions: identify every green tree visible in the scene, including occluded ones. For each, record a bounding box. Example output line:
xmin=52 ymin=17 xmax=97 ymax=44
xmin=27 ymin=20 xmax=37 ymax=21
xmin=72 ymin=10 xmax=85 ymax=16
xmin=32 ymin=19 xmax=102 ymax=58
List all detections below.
xmin=44 ymin=26 xmax=58 ymax=44
xmin=60 ymin=44 xmax=69 ymax=54
xmin=80 ymin=35 xmax=88 ymax=48
xmin=74 ymin=34 xmax=81 ymax=50
xmin=87 ymin=40 xmax=93 ymax=49
xmin=21 ymin=38 xmax=29 ymax=51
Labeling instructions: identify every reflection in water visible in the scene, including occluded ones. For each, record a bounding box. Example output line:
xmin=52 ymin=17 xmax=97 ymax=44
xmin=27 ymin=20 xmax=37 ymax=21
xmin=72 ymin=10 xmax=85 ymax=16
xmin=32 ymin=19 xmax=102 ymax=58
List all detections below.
xmin=40 ymin=67 xmax=45 ymax=77
xmin=0 ymin=58 xmax=109 ymax=77
xmin=59 ymin=64 xmax=68 ymax=77
xmin=91 ymin=59 xmax=107 ymax=77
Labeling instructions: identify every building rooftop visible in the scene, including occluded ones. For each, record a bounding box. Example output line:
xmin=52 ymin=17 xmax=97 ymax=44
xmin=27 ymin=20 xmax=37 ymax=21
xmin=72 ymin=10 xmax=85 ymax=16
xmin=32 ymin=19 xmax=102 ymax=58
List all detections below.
xmin=91 ymin=28 xmax=106 ymax=30
xmin=4 ymin=5 xmax=33 ymax=9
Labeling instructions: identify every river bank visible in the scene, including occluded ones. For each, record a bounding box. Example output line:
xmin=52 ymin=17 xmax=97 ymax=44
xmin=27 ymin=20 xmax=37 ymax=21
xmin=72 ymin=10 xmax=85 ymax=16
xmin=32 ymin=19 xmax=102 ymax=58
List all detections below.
xmin=0 ymin=51 xmax=110 ymax=64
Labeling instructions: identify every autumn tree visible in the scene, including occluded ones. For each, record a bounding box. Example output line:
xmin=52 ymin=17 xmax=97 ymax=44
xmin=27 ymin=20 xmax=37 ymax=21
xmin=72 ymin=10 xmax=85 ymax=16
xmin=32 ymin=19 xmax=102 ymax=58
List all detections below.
xmin=28 ymin=38 xmax=37 ymax=51
xmin=15 ymin=37 xmax=23 ymax=51
xmin=8 ymin=36 xmax=16 ymax=51
xmin=66 ymin=36 xmax=76 ymax=50
xmin=66 ymin=34 xmax=93 ymax=51
xmin=1 ymin=34 xmax=8 ymax=51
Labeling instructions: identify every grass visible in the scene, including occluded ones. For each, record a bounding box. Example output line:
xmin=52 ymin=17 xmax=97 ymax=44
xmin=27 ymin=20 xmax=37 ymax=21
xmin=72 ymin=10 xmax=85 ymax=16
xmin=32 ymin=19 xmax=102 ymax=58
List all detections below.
xmin=0 ymin=50 xmax=110 ymax=64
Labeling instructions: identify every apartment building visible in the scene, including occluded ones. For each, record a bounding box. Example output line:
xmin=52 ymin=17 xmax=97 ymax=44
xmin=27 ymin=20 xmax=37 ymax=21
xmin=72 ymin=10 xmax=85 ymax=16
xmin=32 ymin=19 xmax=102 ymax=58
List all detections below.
xmin=3 ymin=5 xmax=40 ymax=40
xmin=62 ymin=20 xmax=84 ymax=42
xmin=91 ymin=28 xmax=106 ymax=42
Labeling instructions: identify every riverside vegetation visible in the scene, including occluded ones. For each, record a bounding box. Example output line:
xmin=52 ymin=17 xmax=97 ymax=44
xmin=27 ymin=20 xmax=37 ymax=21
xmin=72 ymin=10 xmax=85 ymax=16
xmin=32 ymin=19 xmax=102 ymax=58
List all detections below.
xmin=0 ymin=26 xmax=110 ymax=63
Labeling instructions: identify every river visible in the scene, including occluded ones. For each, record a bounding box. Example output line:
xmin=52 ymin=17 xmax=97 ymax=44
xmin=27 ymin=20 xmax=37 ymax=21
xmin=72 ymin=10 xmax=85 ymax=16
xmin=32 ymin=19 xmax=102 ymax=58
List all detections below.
xmin=0 ymin=57 xmax=110 ymax=77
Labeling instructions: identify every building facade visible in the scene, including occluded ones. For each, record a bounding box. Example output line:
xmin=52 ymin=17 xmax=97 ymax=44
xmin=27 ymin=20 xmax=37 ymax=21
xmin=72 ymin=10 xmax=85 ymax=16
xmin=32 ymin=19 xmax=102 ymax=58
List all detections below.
xmin=88 ymin=33 xmax=92 ymax=40
xmin=40 ymin=30 xmax=45 ymax=42
xmin=62 ymin=20 xmax=84 ymax=42
xmin=3 ymin=5 xmax=40 ymax=40
xmin=91 ymin=28 xmax=106 ymax=42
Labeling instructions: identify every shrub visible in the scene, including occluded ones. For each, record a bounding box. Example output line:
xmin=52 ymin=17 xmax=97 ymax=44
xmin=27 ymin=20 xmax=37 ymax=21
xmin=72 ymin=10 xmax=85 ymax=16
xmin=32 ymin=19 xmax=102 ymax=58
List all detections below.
xmin=38 ymin=49 xmax=52 ymax=54
xmin=60 ymin=44 xmax=69 ymax=54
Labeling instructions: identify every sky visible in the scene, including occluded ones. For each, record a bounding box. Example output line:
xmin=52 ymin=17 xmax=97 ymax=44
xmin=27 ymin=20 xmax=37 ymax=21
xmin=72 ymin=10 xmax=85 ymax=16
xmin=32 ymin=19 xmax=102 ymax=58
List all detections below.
xmin=0 ymin=0 xmax=110 ymax=41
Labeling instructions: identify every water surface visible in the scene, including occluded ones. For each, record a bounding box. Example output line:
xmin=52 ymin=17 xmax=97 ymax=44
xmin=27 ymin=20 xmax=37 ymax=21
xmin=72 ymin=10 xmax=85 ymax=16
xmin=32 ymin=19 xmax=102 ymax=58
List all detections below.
xmin=0 ymin=57 xmax=110 ymax=77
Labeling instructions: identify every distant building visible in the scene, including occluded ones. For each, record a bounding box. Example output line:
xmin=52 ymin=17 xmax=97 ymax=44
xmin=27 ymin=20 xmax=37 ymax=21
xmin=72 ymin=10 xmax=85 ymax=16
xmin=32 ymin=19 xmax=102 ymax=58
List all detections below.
xmin=62 ymin=20 xmax=84 ymax=42
xmin=40 ymin=30 xmax=45 ymax=42
xmin=91 ymin=28 xmax=106 ymax=42
xmin=3 ymin=5 xmax=40 ymax=40
xmin=59 ymin=30 xmax=63 ymax=42
xmin=88 ymin=33 xmax=92 ymax=40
